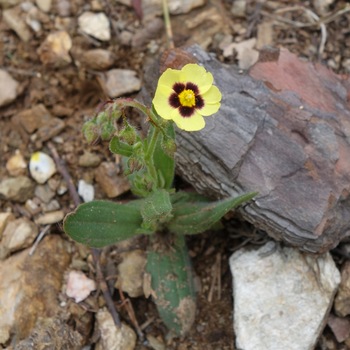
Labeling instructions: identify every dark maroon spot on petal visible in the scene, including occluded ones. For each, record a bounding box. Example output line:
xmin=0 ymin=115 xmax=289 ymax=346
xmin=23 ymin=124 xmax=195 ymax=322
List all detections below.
xmin=185 ymin=82 xmax=199 ymax=95
xmin=195 ymin=95 xmax=204 ymax=109
xmin=169 ymin=93 xmax=180 ymax=108
xmin=179 ymin=106 xmax=195 ymax=117
xmin=173 ymin=82 xmax=185 ymax=94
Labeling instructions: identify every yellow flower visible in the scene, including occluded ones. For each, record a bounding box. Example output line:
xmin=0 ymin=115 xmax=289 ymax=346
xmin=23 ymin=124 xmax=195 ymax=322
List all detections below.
xmin=152 ymin=63 xmax=222 ymax=131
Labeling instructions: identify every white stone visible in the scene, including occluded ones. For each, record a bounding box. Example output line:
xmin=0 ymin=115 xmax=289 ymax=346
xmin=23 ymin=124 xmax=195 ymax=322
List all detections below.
xmin=78 ymin=180 xmax=94 ymax=203
xmin=29 ymin=152 xmax=56 ymax=184
xmin=230 ymin=241 xmax=340 ymax=350
xmin=66 ymin=270 xmax=96 ymax=303
xmin=96 ymin=309 xmax=136 ymax=350
xmin=78 ymin=12 xmax=111 ymax=41
xmin=0 ymin=70 xmax=19 ymax=107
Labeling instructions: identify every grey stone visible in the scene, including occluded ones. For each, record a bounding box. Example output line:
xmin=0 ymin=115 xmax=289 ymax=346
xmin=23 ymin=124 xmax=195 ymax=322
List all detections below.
xmin=100 ymin=69 xmax=141 ymax=98
xmin=230 ymin=242 xmax=340 ymax=350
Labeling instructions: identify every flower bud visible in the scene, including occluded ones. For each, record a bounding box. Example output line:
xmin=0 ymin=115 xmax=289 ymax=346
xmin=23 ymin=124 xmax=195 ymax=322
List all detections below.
xmin=82 ymin=120 xmax=99 ymax=143
xmin=119 ymin=123 xmax=137 ymax=145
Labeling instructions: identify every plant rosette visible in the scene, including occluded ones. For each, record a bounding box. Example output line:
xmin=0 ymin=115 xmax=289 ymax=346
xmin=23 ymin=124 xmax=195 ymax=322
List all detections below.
xmin=63 ymin=63 xmax=257 ymax=336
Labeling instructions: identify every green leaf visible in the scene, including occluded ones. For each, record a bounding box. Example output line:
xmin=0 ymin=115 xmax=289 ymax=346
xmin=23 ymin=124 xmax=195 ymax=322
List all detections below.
xmin=63 ymin=200 xmax=144 ymax=248
xmin=141 ymin=189 xmax=173 ymax=230
xmin=109 ymin=136 xmax=133 ymax=157
xmin=146 ymin=234 xmax=196 ymax=336
xmin=152 ymin=121 xmax=175 ymax=189
xmin=168 ymin=192 xmax=258 ymax=235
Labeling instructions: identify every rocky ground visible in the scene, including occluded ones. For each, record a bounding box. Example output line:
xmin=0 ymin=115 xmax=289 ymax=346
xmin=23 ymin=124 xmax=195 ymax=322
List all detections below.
xmin=0 ymin=0 xmax=350 ymax=349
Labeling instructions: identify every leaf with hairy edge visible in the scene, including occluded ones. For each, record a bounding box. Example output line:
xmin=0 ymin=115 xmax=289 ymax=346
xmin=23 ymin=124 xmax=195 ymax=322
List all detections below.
xmin=168 ymin=192 xmax=258 ymax=235
xmin=63 ymin=200 xmax=144 ymax=248
xmin=109 ymin=136 xmax=133 ymax=157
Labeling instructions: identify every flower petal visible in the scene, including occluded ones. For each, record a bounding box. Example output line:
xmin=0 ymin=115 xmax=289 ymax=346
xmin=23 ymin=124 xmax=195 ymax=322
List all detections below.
xmin=202 ymin=85 xmax=222 ymax=104
xmin=180 ymin=64 xmax=213 ymax=94
xmin=200 ymin=102 xmax=221 ymax=116
xmin=153 ymin=85 xmax=175 ymax=120
xmin=158 ymin=68 xmax=180 ymax=89
xmin=171 ymin=109 xmax=205 ymax=131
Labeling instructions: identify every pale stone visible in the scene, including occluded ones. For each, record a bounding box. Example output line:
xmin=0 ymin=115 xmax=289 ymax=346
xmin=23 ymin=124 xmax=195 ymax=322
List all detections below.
xmin=37 ymin=31 xmax=72 ymax=67
xmin=96 ymin=309 xmax=136 ymax=350
xmin=78 ymin=151 xmax=101 ymax=167
xmin=116 ymin=250 xmax=146 ymax=297
xmin=100 ymin=69 xmax=141 ymax=98
xmin=0 ymin=218 xmax=38 ymax=258
xmin=6 ymin=150 xmax=27 ymax=176
xmin=78 ymin=180 xmax=94 ymax=203
xmin=66 ymin=270 xmax=96 ymax=303
xmin=0 ymin=70 xmax=19 ymax=107
xmin=29 ymin=152 xmax=56 ymax=184
xmin=35 ymin=0 xmax=52 ymax=12
xmin=0 ymin=235 xmax=71 ymax=344
xmin=35 ymin=210 xmax=64 ymax=225
xmin=0 ymin=176 xmax=34 ymax=202
xmin=35 ymin=184 xmax=55 ymax=203
xmin=78 ymin=12 xmax=111 ymax=41
xmin=3 ymin=6 xmax=31 ymax=42
xmin=230 ymin=242 xmax=340 ymax=350
xmin=0 ymin=212 xmax=15 ymax=237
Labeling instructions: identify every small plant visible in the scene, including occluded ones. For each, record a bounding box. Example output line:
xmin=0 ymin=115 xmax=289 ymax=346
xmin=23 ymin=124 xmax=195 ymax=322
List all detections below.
xmin=64 ymin=63 xmax=257 ymax=336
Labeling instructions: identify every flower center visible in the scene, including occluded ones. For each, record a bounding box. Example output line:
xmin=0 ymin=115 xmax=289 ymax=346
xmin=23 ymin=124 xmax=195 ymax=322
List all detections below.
xmin=178 ymin=89 xmax=196 ymax=108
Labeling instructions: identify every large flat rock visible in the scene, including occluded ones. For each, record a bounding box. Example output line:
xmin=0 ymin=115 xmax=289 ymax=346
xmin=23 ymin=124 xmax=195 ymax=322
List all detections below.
xmin=142 ymin=45 xmax=350 ymax=253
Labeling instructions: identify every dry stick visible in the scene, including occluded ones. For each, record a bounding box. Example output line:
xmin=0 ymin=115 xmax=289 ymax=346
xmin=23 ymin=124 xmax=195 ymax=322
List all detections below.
xmin=118 ymin=289 xmax=144 ymax=339
xmin=29 ymin=224 xmax=51 ymax=256
xmin=47 ymin=141 xmax=122 ymax=328
xmin=162 ymin=0 xmax=175 ymax=49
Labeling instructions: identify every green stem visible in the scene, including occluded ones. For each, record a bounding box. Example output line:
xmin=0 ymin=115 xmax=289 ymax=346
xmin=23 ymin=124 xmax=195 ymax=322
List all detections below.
xmin=145 ymin=126 xmax=160 ymax=184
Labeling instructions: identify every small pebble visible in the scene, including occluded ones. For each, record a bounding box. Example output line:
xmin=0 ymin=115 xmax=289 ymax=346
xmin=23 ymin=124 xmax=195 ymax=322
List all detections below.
xmin=29 ymin=152 xmax=57 ymax=184
xmin=78 ymin=180 xmax=94 ymax=203
xmin=35 ymin=210 xmax=64 ymax=225
xmin=6 ymin=150 xmax=27 ymax=176
xmin=66 ymin=270 xmax=96 ymax=303
xmin=78 ymin=12 xmax=111 ymax=41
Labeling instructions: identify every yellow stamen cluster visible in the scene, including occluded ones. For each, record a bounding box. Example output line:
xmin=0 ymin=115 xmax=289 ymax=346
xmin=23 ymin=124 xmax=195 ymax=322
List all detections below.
xmin=178 ymin=89 xmax=196 ymax=107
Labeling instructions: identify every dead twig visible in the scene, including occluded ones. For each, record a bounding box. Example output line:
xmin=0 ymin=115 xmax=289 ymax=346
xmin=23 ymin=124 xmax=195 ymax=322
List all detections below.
xmin=262 ymin=6 xmax=328 ymax=56
xmin=207 ymin=252 xmax=222 ymax=302
xmin=29 ymin=225 xmax=51 ymax=256
xmin=47 ymin=141 xmax=122 ymax=328
xmin=118 ymin=289 xmax=144 ymax=339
